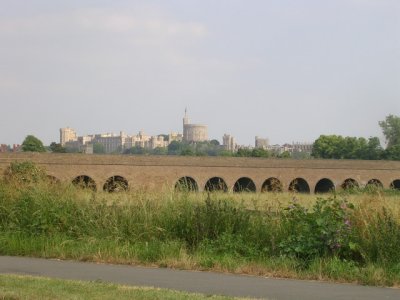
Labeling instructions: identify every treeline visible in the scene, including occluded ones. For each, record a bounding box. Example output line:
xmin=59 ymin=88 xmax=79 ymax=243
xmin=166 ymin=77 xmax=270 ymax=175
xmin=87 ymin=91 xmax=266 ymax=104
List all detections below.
xmin=123 ymin=140 xmax=294 ymax=158
xmin=312 ymin=115 xmax=400 ymax=160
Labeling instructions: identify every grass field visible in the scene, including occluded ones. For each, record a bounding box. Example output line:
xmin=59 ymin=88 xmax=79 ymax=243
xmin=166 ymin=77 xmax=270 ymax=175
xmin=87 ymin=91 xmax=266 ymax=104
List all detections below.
xmin=1 ymin=165 xmax=400 ymax=287
xmin=0 ymin=274 xmax=250 ymax=300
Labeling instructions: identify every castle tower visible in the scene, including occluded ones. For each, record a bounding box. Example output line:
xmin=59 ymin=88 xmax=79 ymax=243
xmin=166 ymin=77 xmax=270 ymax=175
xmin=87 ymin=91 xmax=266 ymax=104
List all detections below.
xmin=182 ymin=109 xmax=208 ymax=142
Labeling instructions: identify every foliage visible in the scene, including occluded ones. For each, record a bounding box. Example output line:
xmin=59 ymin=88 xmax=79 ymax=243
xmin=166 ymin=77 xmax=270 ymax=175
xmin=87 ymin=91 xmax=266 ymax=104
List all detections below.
xmin=93 ymin=143 xmax=105 ymax=154
xmin=383 ymin=144 xmax=400 ymax=161
xmin=278 ymin=197 xmax=357 ymax=262
xmin=167 ymin=141 xmax=225 ymax=156
xmin=3 ymin=161 xmax=47 ymax=185
xmin=312 ymin=135 xmax=383 ymax=160
xmin=163 ymin=196 xmax=251 ymax=249
xmin=277 ymin=151 xmax=291 ymax=159
xmin=167 ymin=141 xmax=183 ymax=155
xmin=251 ymin=148 xmax=269 ymax=158
xmin=49 ymin=142 xmax=66 ymax=153
xmin=124 ymin=146 xmax=148 ymax=155
xmin=21 ymin=135 xmax=46 ymax=152
xmin=379 ymin=114 xmax=400 ymax=148
xmin=152 ymin=147 xmax=167 ymax=155
xmin=235 ymin=148 xmax=252 ymax=157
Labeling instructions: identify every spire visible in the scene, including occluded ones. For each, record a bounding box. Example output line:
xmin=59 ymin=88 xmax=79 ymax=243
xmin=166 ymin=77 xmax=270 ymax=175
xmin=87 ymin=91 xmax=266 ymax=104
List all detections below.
xmin=183 ymin=107 xmax=189 ymax=125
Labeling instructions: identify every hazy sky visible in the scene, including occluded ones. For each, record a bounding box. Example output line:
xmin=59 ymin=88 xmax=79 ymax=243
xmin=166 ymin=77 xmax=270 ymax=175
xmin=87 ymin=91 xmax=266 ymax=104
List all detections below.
xmin=1 ymin=0 xmax=399 ymax=146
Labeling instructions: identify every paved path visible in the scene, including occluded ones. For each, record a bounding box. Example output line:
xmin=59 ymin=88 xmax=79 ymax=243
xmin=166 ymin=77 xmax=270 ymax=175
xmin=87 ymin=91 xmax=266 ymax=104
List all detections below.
xmin=0 ymin=256 xmax=399 ymax=300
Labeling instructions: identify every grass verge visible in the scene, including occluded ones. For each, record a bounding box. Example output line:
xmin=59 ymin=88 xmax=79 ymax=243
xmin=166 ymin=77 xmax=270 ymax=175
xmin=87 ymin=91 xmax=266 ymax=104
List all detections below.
xmin=0 ymin=274 xmax=250 ymax=300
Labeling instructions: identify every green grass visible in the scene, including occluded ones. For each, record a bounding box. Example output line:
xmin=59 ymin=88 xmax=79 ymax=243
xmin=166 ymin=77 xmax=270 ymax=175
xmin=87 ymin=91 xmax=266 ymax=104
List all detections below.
xmin=0 ymin=274 xmax=250 ymax=300
xmin=1 ymin=176 xmax=400 ymax=287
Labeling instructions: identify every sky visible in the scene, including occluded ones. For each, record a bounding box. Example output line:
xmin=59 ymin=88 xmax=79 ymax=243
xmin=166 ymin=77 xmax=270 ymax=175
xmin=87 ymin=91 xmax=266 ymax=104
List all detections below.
xmin=0 ymin=0 xmax=399 ymax=146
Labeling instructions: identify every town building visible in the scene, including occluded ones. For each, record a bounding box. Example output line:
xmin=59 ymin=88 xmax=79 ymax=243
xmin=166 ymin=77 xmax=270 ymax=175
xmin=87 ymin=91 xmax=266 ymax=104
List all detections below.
xmin=0 ymin=144 xmax=9 ymax=153
xmin=223 ymin=134 xmax=236 ymax=152
xmin=60 ymin=127 xmax=77 ymax=146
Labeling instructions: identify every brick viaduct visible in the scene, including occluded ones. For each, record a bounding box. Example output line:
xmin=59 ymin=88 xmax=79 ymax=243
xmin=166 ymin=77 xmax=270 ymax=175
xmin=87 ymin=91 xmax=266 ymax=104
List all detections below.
xmin=1 ymin=153 xmax=400 ymax=193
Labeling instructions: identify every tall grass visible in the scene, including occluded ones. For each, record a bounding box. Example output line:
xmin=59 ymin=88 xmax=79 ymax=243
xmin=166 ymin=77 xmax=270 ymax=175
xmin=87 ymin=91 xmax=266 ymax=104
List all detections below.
xmin=1 ymin=164 xmax=400 ymax=286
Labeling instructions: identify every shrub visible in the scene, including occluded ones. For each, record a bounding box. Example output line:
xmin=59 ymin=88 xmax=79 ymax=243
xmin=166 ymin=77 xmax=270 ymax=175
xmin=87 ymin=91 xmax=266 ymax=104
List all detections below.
xmin=278 ymin=197 xmax=358 ymax=262
xmin=3 ymin=161 xmax=47 ymax=186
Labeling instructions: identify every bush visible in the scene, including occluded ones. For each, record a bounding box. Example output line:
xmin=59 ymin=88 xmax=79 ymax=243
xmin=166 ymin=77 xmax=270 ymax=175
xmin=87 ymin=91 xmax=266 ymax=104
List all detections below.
xmin=3 ymin=161 xmax=47 ymax=186
xmin=278 ymin=197 xmax=358 ymax=262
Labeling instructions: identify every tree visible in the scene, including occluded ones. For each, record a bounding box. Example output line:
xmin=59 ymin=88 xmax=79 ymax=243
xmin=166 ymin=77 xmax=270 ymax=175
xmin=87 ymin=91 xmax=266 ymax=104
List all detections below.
xmin=168 ymin=141 xmax=183 ymax=155
xmin=384 ymin=144 xmax=400 ymax=160
xmin=210 ymin=139 xmax=220 ymax=146
xmin=379 ymin=115 xmax=400 ymax=148
xmin=152 ymin=147 xmax=167 ymax=155
xmin=279 ymin=151 xmax=291 ymax=159
xmin=93 ymin=143 xmax=105 ymax=154
xmin=251 ymin=148 xmax=270 ymax=158
xmin=312 ymin=135 xmax=382 ymax=160
xmin=235 ymin=148 xmax=252 ymax=157
xmin=312 ymin=135 xmax=344 ymax=159
xmin=22 ymin=135 xmax=46 ymax=152
xmin=49 ymin=142 xmax=66 ymax=153
xmin=123 ymin=146 xmax=147 ymax=155
xmin=362 ymin=137 xmax=383 ymax=160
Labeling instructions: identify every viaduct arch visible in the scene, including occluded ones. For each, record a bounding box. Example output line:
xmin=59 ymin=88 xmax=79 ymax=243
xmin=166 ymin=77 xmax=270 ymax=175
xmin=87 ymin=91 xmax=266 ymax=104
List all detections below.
xmin=1 ymin=153 xmax=400 ymax=193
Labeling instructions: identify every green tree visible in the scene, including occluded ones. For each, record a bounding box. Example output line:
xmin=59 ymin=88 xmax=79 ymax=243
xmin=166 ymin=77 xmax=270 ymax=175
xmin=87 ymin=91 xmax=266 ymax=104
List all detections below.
xmin=124 ymin=146 xmax=147 ymax=155
xmin=93 ymin=143 xmax=105 ymax=154
xmin=49 ymin=142 xmax=66 ymax=153
xmin=384 ymin=144 xmax=400 ymax=160
xmin=235 ymin=148 xmax=252 ymax=157
xmin=152 ymin=147 xmax=167 ymax=155
xmin=312 ymin=135 xmax=344 ymax=159
xmin=181 ymin=148 xmax=194 ymax=156
xmin=210 ymin=139 xmax=220 ymax=146
xmin=168 ymin=141 xmax=183 ymax=155
xmin=251 ymin=148 xmax=270 ymax=158
xmin=312 ymin=135 xmax=382 ymax=160
xmin=21 ymin=135 xmax=46 ymax=152
xmin=362 ymin=137 xmax=383 ymax=160
xmin=219 ymin=150 xmax=233 ymax=157
xmin=379 ymin=115 xmax=400 ymax=148
xmin=279 ymin=151 xmax=291 ymax=159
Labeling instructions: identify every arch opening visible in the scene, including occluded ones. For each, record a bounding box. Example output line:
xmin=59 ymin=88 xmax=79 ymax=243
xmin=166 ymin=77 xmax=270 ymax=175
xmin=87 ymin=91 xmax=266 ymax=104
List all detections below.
xmin=205 ymin=177 xmax=228 ymax=192
xmin=366 ymin=179 xmax=383 ymax=189
xmin=341 ymin=178 xmax=359 ymax=190
xmin=233 ymin=177 xmax=256 ymax=193
xmin=72 ymin=175 xmax=97 ymax=191
xmin=175 ymin=177 xmax=198 ymax=192
xmin=103 ymin=176 xmax=128 ymax=192
xmin=314 ymin=178 xmax=335 ymax=194
xmin=289 ymin=178 xmax=310 ymax=194
xmin=390 ymin=179 xmax=400 ymax=190
xmin=262 ymin=177 xmax=283 ymax=192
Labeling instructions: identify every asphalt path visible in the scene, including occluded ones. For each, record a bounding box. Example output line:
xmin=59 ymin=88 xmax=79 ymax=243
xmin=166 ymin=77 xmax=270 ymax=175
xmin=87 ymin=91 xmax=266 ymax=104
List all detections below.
xmin=1 ymin=256 xmax=399 ymax=300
